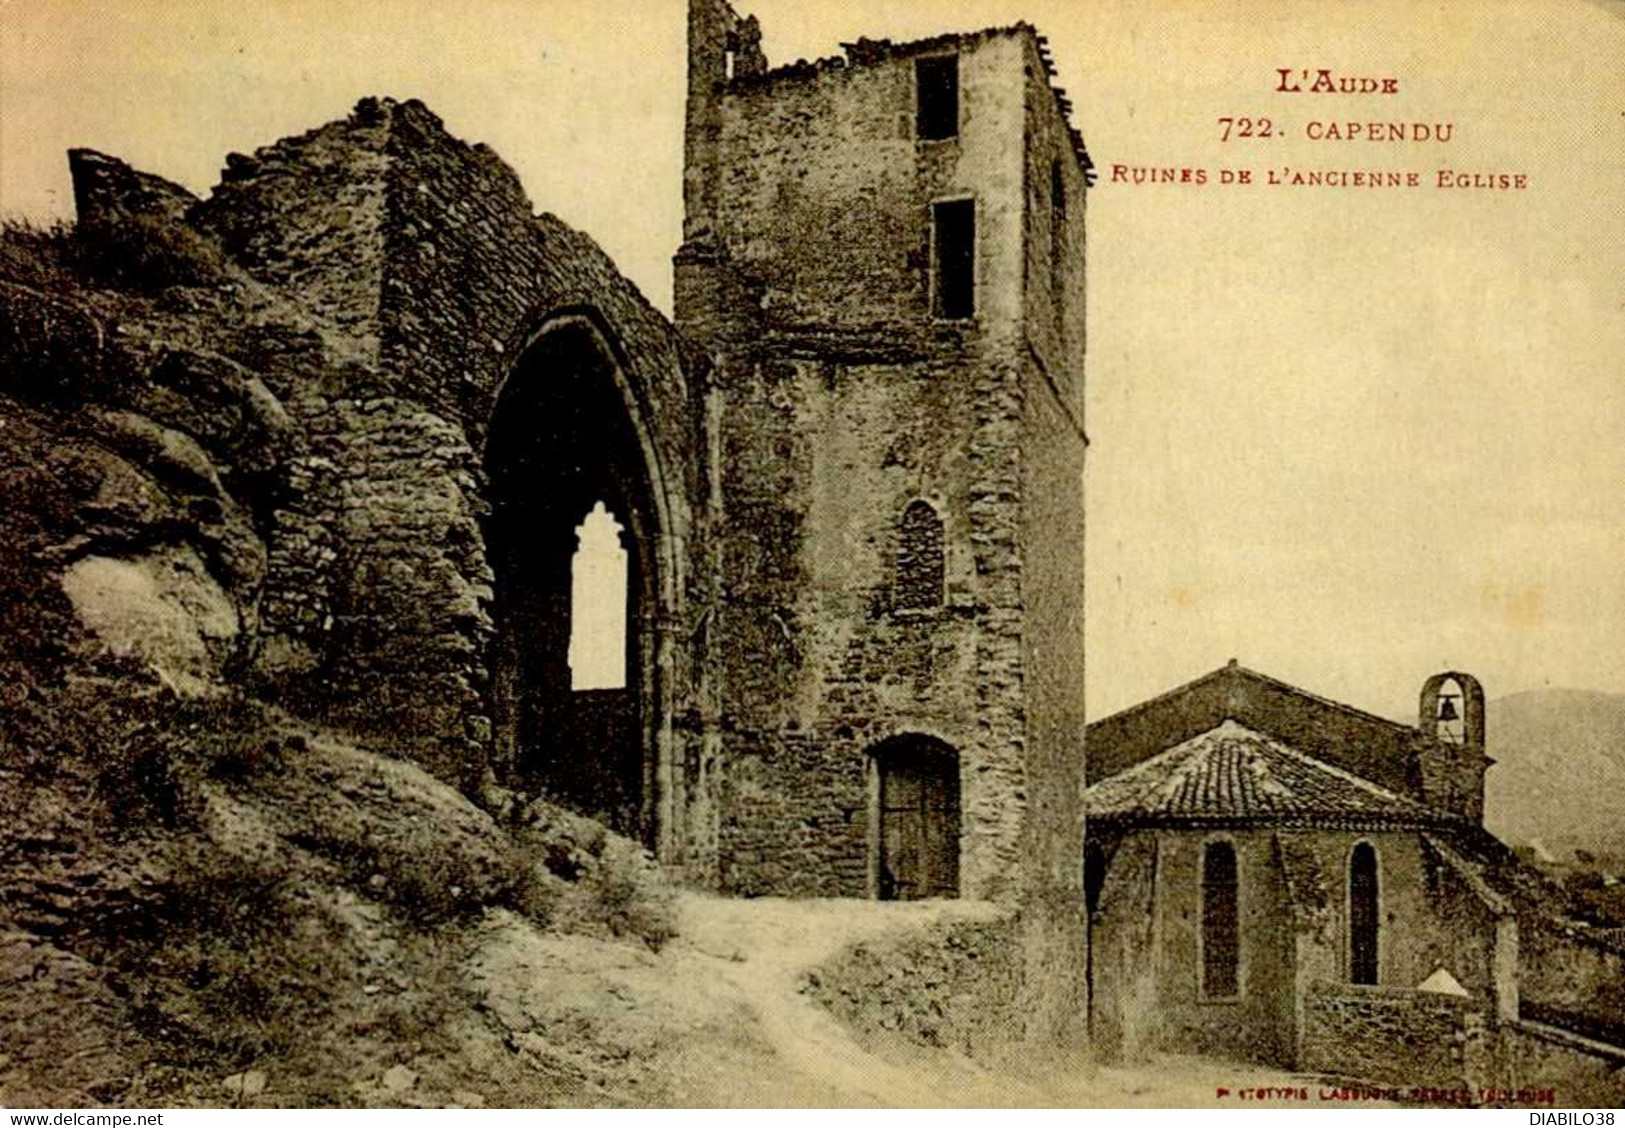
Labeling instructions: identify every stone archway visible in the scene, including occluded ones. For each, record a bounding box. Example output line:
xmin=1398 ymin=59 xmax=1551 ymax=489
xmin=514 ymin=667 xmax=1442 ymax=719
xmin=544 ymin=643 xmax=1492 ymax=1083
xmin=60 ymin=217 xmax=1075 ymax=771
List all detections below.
xmin=868 ymin=734 xmax=961 ymax=900
xmin=483 ymin=312 xmax=665 ymax=847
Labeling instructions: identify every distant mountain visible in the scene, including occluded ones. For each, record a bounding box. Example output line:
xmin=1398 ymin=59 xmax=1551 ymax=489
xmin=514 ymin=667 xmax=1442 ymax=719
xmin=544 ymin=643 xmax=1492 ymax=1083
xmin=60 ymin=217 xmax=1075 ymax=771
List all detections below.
xmin=1485 ymin=689 xmax=1625 ymax=863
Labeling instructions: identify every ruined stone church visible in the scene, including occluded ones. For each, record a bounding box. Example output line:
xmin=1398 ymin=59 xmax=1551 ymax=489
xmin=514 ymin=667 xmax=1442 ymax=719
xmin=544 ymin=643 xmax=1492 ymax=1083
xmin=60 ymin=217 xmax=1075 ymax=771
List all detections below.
xmin=16 ymin=0 xmax=1625 ymax=1096
xmin=54 ymin=0 xmax=1093 ymax=940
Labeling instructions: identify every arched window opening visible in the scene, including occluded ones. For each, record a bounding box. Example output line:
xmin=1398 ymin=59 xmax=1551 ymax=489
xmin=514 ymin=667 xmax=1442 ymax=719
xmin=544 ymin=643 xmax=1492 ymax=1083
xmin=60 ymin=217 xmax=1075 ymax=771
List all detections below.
xmin=1433 ymin=677 xmax=1466 ymax=744
xmin=569 ymin=502 xmax=629 ymax=692
xmin=896 ymin=500 xmax=945 ymax=611
xmin=1201 ymin=841 xmax=1240 ymax=998
xmin=483 ymin=316 xmax=658 ymax=846
xmin=1349 ymin=842 xmax=1380 ymax=985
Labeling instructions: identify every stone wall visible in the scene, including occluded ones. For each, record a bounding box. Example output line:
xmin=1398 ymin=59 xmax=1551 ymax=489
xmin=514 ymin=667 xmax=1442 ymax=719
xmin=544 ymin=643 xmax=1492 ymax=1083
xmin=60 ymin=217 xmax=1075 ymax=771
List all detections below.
xmin=1302 ymin=985 xmax=1625 ymax=1106
xmin=1502 ymin=1019 xmax=1625 ymax=1107
xmin=706 ymin=346 xmax=1013 ymax=897
xmin=1017 ymin=335 xmax=1087 ymax=1044
xmin=1145 ymin=829 xmax=1298 ymax=1065
xmin=1013 ymin=39 xmax=1089 ymax=1034
xmin=805 ymin=909 xmax=1024 ymax=1063
xmin=697 ymin=31 xmax=1029 ymax=337
xmin=1294 ymin=830 xmax=1484 ymax=994
xmin=1018 ymin=34 xmax=1088 ymax=426
xmin=679 ymin=24 xmax=1044 ymax=898
xmin=53 ymin=99 xmax=717 ymax=872
xmin=1301 ymin=981 xmax=1487 ymax=1089
xmin=1520 ymin=919 xmax=1625 ymax=1043
xmin=676 ymin=5 xmax=1089 ymax=920
xmin=1088 ymin=832 xmax=1160 ymax=1060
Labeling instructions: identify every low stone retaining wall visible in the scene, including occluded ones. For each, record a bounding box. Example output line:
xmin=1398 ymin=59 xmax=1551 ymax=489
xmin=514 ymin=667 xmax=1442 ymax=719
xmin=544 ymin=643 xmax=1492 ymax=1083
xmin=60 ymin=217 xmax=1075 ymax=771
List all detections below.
xmin=1301 ymin=981 xmax=1625 ymax=1106
xmin=1504 ymin=1019 xmax=1625 ymax=1107
xmin=1301 ymin=981 xmax=1485 ymax=1089
xmin=803 ymin=907 xmax=1023 ymax=1064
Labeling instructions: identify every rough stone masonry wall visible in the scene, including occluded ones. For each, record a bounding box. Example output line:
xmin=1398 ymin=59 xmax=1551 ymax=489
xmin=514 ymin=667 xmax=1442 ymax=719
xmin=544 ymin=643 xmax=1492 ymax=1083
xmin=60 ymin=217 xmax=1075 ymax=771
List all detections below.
xmin=702 ymin=329 xmax=1051 ymax=898
xmin=707 ymin=336 xmax=1032 ymax=898
xmin=177 ymin=102 xmax=481 ymax=781
xmin=1502 ymin=1020 xmax=1625 ymax=1107
xmin=1018 ymin=34 xmax=1088 ymax=423
xmin=371 ymin=99 xmax=708 ymax=857
xmin=709 ymin=33 xmax=1028 ymax=339
xmin=154 ymin=98 xmax=709 ymax=820
xmin=1089 ymin=833 xmax=1161 ymax=1061
xmin=1305 ymin=982 xmax=1625 ymax=1105
xmin=805 ymin=909 xmax=1024 ymax=1063
xmin=1301 ymin=981 xmax=1488 ymax=1089
xmin=689 ymin=28 xmax=1045 ymax=900
xmin=193 ymin=108 xmax=393 ymax=369
xmin=1014 ymin=76 xmax=1088 ymax=1035
xmin=1519 ymin=919 xmax=1625 ymax=1043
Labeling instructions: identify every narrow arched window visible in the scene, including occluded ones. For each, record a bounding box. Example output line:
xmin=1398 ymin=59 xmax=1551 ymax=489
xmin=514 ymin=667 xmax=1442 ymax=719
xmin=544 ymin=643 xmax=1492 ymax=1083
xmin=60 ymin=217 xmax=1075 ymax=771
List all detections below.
xmin=1201 ymin=841 xmax=1240 ymax=998
xmin=1433 ymin=676 xmax=1467 ymax=744
xmin=896 ymin=500 xmax=945 ymax=611
xmin=1349 ymin=842 xmax=1380 ymax=985
xmin=569 ymin=501 xmax=628 ymax=691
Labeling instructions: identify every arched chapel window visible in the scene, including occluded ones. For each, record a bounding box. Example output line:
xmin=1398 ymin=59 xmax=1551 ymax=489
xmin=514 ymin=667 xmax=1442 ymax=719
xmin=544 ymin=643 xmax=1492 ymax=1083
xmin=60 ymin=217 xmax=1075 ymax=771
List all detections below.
xmin=895 ymin=500 xmax=945 ymax=611
xmin=1349 ymin=842 xmax=1380 ymax=985
xmin=1201 ymin=840 xmax=1240 ymax=998
xmin=569 ymin=502 xmax=629 ymax=691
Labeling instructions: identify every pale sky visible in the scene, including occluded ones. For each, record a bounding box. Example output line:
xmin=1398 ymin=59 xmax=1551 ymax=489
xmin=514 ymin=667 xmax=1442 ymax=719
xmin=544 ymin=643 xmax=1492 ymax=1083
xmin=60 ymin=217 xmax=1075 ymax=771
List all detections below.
xmin=3 ymin=0 xmax=1621 ymax=721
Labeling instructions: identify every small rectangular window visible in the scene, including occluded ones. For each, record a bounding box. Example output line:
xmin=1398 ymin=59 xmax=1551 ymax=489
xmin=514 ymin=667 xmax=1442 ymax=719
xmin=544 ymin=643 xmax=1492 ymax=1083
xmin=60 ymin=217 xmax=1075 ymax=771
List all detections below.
xmin=916 ymin=55 xmax=959 ymax=141
xmin=932 ymin=199 xmax=975 ymax=320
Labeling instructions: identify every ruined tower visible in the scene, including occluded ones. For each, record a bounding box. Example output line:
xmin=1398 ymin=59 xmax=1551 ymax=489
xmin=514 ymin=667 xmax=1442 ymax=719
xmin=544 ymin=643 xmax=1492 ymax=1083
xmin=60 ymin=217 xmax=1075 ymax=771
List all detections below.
xmin=675 ymin=1 xmax=1092 ymax=1039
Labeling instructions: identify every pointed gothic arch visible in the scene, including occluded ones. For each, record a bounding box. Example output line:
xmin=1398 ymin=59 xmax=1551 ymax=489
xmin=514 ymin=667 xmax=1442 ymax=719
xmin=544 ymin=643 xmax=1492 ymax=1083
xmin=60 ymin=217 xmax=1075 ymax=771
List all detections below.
xmin=482 ymin=311 xmax=675 ymax=849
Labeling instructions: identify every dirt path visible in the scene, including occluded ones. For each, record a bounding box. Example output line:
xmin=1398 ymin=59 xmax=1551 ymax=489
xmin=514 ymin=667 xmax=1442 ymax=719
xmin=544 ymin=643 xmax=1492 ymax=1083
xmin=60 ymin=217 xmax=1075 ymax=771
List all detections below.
xmin=449 ymin=893 xmax=1378 ymax=1108
xmin=670 ymin=893 xmax=1044 ymax=1106
xmin=659 ymin=893 xmax=1382 ymax=1108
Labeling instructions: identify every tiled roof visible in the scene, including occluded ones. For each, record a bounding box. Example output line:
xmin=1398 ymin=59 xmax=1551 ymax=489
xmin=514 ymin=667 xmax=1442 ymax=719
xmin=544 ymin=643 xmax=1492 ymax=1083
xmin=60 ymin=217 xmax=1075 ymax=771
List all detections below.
xmin=1086 ymin=719 xmax=1447 ymax=826
xmin=1088 ymin=660 xmax=1414 ymax=738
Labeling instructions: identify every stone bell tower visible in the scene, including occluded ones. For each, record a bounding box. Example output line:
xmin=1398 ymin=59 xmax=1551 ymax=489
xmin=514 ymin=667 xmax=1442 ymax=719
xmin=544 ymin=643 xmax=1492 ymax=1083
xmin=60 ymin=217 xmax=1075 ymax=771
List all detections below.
xmin=675 ymin=0 xmax=1094 ymax=1049
xmin=1416 ymin=671 xmax=1491 ymax=821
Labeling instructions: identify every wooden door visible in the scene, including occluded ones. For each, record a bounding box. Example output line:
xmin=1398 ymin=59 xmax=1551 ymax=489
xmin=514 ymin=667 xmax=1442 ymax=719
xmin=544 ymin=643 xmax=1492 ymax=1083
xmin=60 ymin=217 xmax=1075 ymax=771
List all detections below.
xmin=878 ymin=744 xmax=960 ymax=900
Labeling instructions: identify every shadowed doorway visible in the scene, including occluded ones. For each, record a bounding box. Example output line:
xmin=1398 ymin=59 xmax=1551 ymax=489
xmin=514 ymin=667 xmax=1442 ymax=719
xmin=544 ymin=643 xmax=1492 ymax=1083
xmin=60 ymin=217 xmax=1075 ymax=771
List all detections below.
xmin=869 ymin=735 xmax=961 ymax=900
xmin=484 ymin=315 xmax=659 ymax=846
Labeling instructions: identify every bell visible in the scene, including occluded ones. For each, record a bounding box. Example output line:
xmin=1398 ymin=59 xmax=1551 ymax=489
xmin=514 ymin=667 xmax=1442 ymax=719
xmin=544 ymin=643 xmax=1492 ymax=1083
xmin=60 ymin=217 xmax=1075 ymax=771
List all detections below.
xmin=1437 ymin=697 xmax=1460 ymax=722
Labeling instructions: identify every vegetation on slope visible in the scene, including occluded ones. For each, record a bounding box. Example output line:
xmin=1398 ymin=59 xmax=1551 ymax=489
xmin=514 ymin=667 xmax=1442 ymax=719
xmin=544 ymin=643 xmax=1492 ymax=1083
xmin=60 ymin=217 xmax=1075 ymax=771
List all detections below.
xmin=0 ymin=215 xmax=678 ymax=1107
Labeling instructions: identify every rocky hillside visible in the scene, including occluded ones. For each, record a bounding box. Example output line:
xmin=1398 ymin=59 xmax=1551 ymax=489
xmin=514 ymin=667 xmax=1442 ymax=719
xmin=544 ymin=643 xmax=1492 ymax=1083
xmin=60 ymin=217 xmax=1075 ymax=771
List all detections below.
xmin=0 ymin=204 xmax=680 ymax=1105
xmin=1485 ymin=689 xmax=1625 ymax=863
